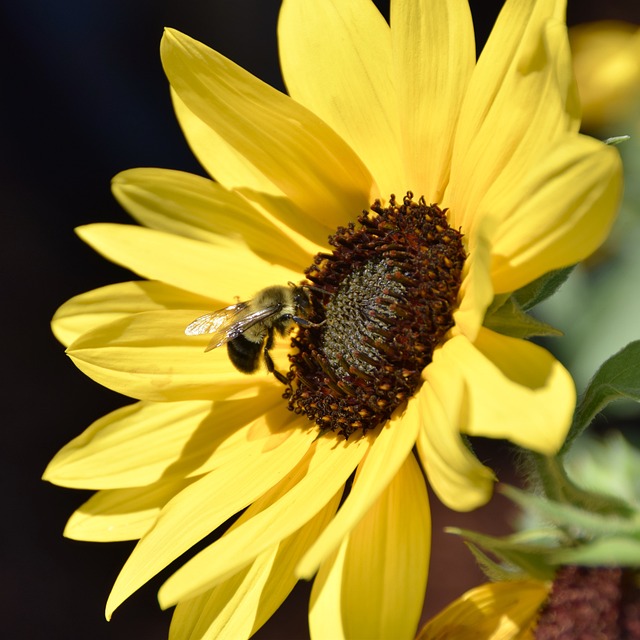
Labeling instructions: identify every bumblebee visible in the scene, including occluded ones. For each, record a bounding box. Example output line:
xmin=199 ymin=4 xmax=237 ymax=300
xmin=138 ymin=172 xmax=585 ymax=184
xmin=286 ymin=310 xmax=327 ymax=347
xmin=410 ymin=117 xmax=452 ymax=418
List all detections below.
xmin=185 ymin=284 xmax=317 ymax=383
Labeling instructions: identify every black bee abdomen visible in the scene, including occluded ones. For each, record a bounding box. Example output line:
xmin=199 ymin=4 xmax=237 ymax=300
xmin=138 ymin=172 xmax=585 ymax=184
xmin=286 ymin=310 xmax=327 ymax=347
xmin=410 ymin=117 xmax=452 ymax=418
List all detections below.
xmin=227 ymin=335 xmax=263 ymax=373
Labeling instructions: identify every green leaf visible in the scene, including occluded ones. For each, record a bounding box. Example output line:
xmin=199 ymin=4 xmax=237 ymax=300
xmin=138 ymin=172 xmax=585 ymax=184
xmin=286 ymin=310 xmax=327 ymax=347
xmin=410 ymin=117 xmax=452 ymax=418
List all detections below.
xmin=511 ymin=266 xmax=575 ymax=311
xmin=565 ymin=341 xmax=640 ymax=451
xmin=483 ymin=296 xmax=563 ymax=339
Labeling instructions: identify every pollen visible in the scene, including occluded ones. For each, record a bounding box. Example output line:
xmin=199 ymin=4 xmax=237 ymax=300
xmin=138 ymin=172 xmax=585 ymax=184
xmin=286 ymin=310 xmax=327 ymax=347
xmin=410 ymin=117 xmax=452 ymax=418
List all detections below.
xmin=285 ymin=192 xmax=466 ymax=437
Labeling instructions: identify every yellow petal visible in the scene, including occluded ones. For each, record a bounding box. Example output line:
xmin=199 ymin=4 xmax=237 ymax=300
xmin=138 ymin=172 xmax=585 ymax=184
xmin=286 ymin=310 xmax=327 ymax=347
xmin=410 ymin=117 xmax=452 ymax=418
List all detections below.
xmin=67 ymin=310 xmax=279 ymax=402
xmin=171 ymin=88 xmax=283 ymax=197
xmin=417 ymin=356 xmax=496 ymax=512
xmin=450 ymin=329 xmax=575 ymax=454
xmin=417 ymin=579 xmax=550 ymax=640
xmin=308 ymin=545 xmax=346 ymax=639
xmin=112 ymin=168 xmax=313 ymax=272
xmin=44 ymin=400 xmax=208 ymax=488
xmin=237 ymin=188 xmax=331 ymax=256
xmin=448 ymin=0 xmax=578 ymax=232
xmin=467 ymin=19 xmax=581 ymax=229
xmin=64 ymin=479 xmax=196 ymax=542
xmin=157 ymin=432 xmax=369 ymax=608
xmin=106 ymin=410 xmax=315 ymax=618
xmin=51 ymin=281 xmax=212 ymax=348
xmin=310 ymin=454 xmax=430 ymax=640
xmin=278 ymin=0 xmax=401 ymax=196
xmin=169 ymin=491 xmax=341 ymax=640
xmin=452 ymin=212 xmax=496 ymax=342
xmin=43 ymin=392 xmax=283 ymax=489
xmin=297 ymin=394 xmax=420 ymax=580
xmin=76 ymin=223 xmax=299 ymax=301
xmin=247 ymin=492 xmax=341 ymax=636
xmin=391 ymin=0 xmax=475 ymax=201
xmin=489 ymin=135 xmax=623 ymax=293
xmin=161 ymin=28 xmax=373 ymax=227
xmin=170 ymin=546 xmax=279 ymax=640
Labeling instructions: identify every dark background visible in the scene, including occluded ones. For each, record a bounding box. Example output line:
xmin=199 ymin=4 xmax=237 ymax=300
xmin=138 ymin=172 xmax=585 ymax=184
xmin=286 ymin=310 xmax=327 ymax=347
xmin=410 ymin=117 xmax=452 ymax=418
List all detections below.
xmin=3 ymin=1 xmax=639 ymax=638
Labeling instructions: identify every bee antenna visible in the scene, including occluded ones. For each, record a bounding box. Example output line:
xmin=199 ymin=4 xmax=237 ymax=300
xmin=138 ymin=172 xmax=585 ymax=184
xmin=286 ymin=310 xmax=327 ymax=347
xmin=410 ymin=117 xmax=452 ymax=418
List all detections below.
xmin=304 ymin=284 xmax=333 ymax=298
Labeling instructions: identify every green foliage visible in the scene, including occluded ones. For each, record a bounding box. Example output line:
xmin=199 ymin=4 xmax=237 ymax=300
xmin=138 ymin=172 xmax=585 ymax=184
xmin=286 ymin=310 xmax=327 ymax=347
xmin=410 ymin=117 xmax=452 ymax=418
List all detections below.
xmin=502 ymin=485 xmax=640 ymax=538
xmin=447 ymin=526 xmax=559 ymax=581
xmin=511 ymin=266 xmax=575 ymax=311
xmin=551 ymin=537 xmax=640 ymax=566
xmin=531 ymin=454 xmax=634 ymax=517
xmin=565 ymin=432 xmax=640 ymax=510
xmin=451 ymin=478 xmax=640 ymax=580
xmin=566 ymin=341 xmax=640 ymax=452
xmin=483 ymin=295 xmax=563 ymax=339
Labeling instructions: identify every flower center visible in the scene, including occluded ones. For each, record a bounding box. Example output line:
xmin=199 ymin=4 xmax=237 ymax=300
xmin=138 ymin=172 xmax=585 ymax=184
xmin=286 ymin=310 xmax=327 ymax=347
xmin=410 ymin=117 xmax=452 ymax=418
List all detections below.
xmin=285 ymin=192 xmax=466 ymax=437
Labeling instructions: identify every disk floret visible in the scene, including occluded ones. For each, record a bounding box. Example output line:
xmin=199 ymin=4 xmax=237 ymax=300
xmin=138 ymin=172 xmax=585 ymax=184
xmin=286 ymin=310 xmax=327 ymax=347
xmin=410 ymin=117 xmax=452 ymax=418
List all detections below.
xmin=285 ymin=192 xmax=466 ymax=437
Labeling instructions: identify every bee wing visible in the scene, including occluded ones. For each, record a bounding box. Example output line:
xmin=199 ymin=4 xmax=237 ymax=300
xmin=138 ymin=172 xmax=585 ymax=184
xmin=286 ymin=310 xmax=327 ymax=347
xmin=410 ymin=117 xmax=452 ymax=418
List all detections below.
xmin=185 ymin=302 xmax=248 ymax=346
xmin=185 ymin=302 xmax=280 ymax=352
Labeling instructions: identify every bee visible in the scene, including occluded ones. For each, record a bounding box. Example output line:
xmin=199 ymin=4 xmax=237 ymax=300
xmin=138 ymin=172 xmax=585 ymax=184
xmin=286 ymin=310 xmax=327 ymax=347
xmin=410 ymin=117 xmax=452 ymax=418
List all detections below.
xmin=185 ymin=284 xmax=319 ymax=384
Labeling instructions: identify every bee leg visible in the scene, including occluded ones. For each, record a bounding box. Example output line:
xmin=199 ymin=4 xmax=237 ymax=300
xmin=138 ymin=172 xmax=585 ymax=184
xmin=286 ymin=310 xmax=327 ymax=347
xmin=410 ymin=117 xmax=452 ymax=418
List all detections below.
xmin=293 ymin=316 xmax=325 ymax=328
xmin=263 ymin=345 xmax=289 ymax=385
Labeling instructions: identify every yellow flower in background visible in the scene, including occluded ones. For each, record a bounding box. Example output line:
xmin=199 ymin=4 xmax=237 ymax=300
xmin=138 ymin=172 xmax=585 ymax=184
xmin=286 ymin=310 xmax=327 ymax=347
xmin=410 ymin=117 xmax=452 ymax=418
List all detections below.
xmin=417 ymin=579 xmax=550 ymax=640
xmin=569 ymin=21 xmax=640 ymax=131
xmin=418 ymin=568 xmax=640 ymax=639
xmin=44 ymin=0 xmax=622 ymax=637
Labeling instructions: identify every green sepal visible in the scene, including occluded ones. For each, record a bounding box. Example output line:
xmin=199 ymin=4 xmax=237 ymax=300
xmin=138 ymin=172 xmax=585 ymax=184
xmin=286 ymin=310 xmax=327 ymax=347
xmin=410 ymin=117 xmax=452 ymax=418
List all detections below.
xmin=483 ymin=295 xmax=563 ymax=339
xmin=461 ymin=541 xmax=530 ymax=582
xmin=550 ymin=536 xmax=640 ymax=566
xmin=501 ymin=485 xmax=640 ymax=538
xmin=446 ymin=527 xmax=558 ymax=581
xmin=511 ymin=266 xmax=575 ymax=311
xmin=450 ymin=482 xmax=640 ymax=578
xmin=564 ymin=341 xmax=640 ymax=452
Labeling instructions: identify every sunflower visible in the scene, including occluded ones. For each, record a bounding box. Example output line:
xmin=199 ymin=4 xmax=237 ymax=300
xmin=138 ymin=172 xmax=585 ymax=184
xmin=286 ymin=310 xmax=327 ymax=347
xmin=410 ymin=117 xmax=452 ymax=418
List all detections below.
xmin=44 ymin=0 xmax=622 ymax=637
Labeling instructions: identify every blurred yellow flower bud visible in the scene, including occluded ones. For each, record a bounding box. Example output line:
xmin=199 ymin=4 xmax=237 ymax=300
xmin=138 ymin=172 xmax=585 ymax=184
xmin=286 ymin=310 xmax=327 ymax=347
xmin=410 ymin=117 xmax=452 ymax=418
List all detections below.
xmin=570 ymin=21 xmax=640 ymax=131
